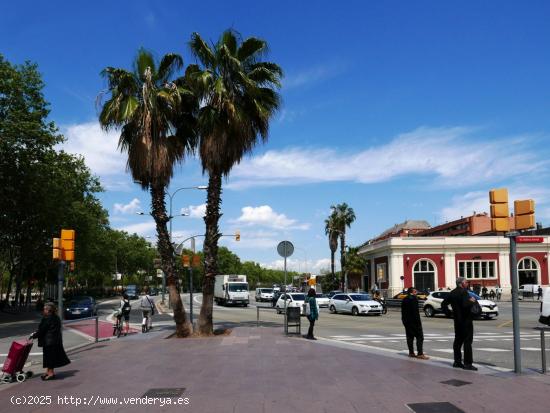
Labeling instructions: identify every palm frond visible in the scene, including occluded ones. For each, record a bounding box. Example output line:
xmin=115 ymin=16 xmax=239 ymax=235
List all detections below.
xmin=157 ymin=53 xmax=184 ymax=83
xmin=189 ymin=33 xmax=216 ymax=68
xmin=219 ymin=29 xmax=238 ymax=56
xmin=134 ymin=48 xmax=156 ymax=81
xmin=237 ymin=37 xmax=267 ymax=62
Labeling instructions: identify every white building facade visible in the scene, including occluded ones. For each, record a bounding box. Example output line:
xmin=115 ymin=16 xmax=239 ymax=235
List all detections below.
xmin=357 ymin=236 xmax=550 ymax=297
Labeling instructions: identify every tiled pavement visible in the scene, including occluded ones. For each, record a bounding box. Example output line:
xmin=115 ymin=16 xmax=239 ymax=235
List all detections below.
xmin=1 ymin=326 xmax=550 ymax=412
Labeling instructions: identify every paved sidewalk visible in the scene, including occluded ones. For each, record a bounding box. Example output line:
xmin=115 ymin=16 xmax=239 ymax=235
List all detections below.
xmin=1 ymin=326 xmax=550 ymax=413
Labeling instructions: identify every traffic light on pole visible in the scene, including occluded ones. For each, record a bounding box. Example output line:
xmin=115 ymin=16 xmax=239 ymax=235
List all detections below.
xmin=192 ymin=255 xmax=201 ymax=268
xmin=182 ymin=255 xmax=190 ymax=268
xmin=235 ymin=231 xmax=240 ymax=242
xmin=53 ymin=238 xmax=61 ymax=260
xmin=514 ymin=199 xmax=535 ymax=230
xmin=489 ymin=188 xmax=510 ymax=232
xmin=60 ymin=229 xmax=76 ymax=261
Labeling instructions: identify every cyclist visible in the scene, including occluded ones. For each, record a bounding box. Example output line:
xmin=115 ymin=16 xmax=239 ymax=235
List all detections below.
xmin=140 ymin=287 xmax=155 ymax=333
xmin=115 ymin=293 xmax=131 ymax=336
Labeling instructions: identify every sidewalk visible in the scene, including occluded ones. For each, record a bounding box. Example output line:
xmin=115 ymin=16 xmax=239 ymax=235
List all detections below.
xmin=1 ymin=325 xmax=550 ymax=413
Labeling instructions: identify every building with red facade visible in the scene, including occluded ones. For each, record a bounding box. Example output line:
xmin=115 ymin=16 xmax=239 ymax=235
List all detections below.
xmin=357 ymin=235 xmax=549 ymax=296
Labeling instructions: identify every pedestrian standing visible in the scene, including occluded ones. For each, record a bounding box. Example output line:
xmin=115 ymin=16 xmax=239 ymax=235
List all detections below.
xmin=401 ymin=287 xmax=429 ymax=360
xmin=140 ymin=287 xmax=155 ymax=332
xmin=482 ymin=286 xmax=488 ymax=300
xmin=30 ymin=302 xmax=70 ymax=380
xmin=304 ymin=288 xmax=319 ymax=340
xmin=496 ymin=285 xmax=502 ymax=301
xmin=442 ymin=277 xmax=477 ymax=371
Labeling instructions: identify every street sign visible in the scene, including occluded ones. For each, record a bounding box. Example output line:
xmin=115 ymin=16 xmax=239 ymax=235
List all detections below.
xmin=516 ymin=236 xmax=544 ymax=244
xmin=277 ymin=241 xmax=294 ymax=258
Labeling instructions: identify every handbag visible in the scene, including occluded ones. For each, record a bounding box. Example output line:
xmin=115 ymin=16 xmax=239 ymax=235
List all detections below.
xmin=304 ymin=301 xmax=311 ymax=316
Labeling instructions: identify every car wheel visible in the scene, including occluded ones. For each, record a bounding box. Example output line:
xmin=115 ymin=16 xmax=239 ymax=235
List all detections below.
xmin=352 ymin=307 xmax=359 ymax=316
xmin=329 ymin=305 xmax=337 ymax=314
xmin=424 ymin=306 xmax=434 ymax=317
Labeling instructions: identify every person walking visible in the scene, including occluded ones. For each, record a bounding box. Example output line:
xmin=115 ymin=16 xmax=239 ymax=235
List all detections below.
xmin=481 ymin=286 xmax=488 ymax=300
xmin=538 ymin=286 xmax=543 ymax=301
xmin=442 ymin=277 xmax=477 ymax=371
xmin=30 ymin=302 xmax=70 ymax=380
xmin=303 ymin=288 xmax=319 ymax=340
xmin=496 ymin=285 xmax=502 ymax=301
xmin=140 ymin=287 xmax=155 ymax=333
xmin=118 ymin=293 xmax=131 ymax=335
xmin=401 ymin=287 xmax=429 ymax=360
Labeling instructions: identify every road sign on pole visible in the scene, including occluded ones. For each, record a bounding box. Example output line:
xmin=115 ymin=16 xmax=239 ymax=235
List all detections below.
xmin=277 ymin=241 xmax=294 ymax=333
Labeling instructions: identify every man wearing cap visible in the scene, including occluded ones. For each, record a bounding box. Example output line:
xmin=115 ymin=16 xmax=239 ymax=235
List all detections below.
xmin=442 ymin=277 xmax=477 ymax=371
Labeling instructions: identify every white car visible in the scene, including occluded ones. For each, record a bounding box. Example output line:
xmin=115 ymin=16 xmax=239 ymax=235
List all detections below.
xmin=329 ymin=293 xmax=383 ymax=316
xmin=275 ymin=293 xmax=306 ymax=314
xmin=316 ymin=293 xmax=330 ymax=308
xmin=423 ymin=291 xmax=499 ymax=319
xmin=255 ymin=288 xmax=274 ymax=302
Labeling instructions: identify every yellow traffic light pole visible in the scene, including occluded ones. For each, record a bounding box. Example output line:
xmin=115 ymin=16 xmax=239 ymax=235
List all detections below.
xmin=489 ymin=189 xmax=535 ymax=374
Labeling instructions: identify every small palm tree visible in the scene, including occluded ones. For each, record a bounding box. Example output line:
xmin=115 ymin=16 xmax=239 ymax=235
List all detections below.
xmin=324 ymin=212 xmax=339 ymax=278
xmin=98 ymin=48 xmax=196 ymax=337
xmin=344 ymin=246 xmax=366 ymax=291
xmin=187 ymin=30 xmax=282 ymax=334
xmin=330 ymin=203 xmax=356 ymax=290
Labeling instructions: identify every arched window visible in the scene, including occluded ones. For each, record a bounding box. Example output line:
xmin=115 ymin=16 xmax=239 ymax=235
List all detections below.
xmin=413 ymin=259 xmax=436 ymax=291
xmin=517 ymin=257 xmax=539 ymax=286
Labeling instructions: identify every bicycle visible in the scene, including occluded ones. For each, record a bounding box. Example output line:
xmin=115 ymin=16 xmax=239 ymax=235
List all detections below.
xmin=141 ymin=310 xmax=150 ymax=333
xmin=112 ymin=310 xmax=123 ymax=338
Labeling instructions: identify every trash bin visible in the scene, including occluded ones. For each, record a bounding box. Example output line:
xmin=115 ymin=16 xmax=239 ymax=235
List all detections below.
xmin=285 ymin=307 xmax=301 ymax=335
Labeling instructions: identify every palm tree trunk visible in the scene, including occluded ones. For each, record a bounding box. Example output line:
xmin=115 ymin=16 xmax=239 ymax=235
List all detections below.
xmin=150 ymin=184 xmax=191 ymax=337
xmin=198 ymin=172 xmax=222 ymax=335
xmin=330 ymin=249 xmax=335 ymax=277
xmin=340 ymin=233 xmax=346 ymax=290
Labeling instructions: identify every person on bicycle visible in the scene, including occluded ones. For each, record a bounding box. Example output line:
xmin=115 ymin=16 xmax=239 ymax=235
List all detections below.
xmin=140 ymin=287 xmax=155 ymax=333
xmin=118 ymin=293 xmax=131 ymax=336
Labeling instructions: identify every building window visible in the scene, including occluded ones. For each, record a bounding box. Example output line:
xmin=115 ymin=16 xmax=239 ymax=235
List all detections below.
xmin=517 ymin=257 xmax=539 ymax=285
xmin=413 ymin=259 xmax=436 ymax=291
xmin=458 ymin=260 xmax=497 ymax=280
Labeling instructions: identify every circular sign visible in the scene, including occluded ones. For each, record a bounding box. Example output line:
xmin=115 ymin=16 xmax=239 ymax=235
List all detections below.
xmin=400 ymin=276 xmax=404 ymax=281
xmin=277 ymin=241 xmax=294 ymax=258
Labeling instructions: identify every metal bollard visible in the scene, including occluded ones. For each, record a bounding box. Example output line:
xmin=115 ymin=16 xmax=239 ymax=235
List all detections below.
xmin=541 ymin=329 xmax=547 ymax=374
xmin=95 ymin=316 xmax=99 ymax=343
xmin=257 ymin=306 xmax=259 ymax=327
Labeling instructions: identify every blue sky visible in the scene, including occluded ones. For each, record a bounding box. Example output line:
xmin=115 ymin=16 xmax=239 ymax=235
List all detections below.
xmin=2 ymin=1 xmax=550 ymax=272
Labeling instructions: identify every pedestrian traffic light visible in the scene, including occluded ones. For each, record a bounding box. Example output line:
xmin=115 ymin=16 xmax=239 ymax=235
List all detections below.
xmin=60 ymin=229 xmax=76 ymax=261
xmin=489 ymin=188 xmax=510 ymax=232
xmin=53 ymin=238 xmax=61 ymax=260
xmin=235 ymin=231 xmax=240 ymax=242
xmin=182 ymin=255 xmax=190 ymax=268
xmin=514 ymin=199 xmax=535 ymax=230
xmin=192 ymin=255 xmax=201 ymax=268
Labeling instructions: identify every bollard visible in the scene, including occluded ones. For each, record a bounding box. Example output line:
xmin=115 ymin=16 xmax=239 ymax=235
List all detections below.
xmin=541 ymin=329 xmax=547 ymax=374
xmin=257 ymin=306 xmax=259 ymax=327
xmin=95 ymin=316 xmax=99 ymax=343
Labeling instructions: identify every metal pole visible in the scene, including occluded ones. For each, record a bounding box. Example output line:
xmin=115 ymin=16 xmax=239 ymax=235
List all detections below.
xmin=190 ymin=237 xmax=195 ymax=327
xmin=284 ymin=248 xmax=288 ymax=334
xmin=95 ymin=316 xmax=99 ymax=343
xmin=509 ymin=232 xmax=522 ymax=374
xmin=163 ymin=193 xmax=173 ymax=305
xmin=541 ymin=330 xmax=547 ymax=374
xmin=58 ymin=261 xmax=65 ymax=321
xmin=257 ymin=306 xmax=260 ymax=327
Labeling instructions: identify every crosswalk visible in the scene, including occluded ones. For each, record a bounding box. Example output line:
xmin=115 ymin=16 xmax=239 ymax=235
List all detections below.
xmin=327 ymin=331 xmax=548 ymax=352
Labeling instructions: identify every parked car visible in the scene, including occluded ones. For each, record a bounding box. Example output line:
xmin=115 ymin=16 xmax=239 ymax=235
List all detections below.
xmin=327 ymin=290 xmax=343 ymax=299
xmin=316 ymin=293 xmax=330 ymax=308
xmin=64 ymin=296 xmax=97 ymax=319
xmin=149 ymin=287 xmax=158 ymax=296
xmin=329 ymin=293 xmax=383 ymax=316
xmin=275 ymin=293 xmax=306 ymax=314
xmin=423 ymin=291 xmax=499 ymax=319
xmin=393 ymin=290 xmax=429 ymax=300
xmin=255 ymin=288 xmax=274 ymax=302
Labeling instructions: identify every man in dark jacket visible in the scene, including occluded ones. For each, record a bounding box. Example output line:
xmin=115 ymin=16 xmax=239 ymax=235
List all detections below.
xmin=442 ymin=277 xmax=477 ymax=371
xmin=401 ymin=287 xmax=429 ymax=359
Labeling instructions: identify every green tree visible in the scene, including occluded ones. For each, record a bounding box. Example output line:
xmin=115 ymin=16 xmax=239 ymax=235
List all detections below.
xmin=344 ymin=246 xmax=366 ymax=291
xmin=98 ymin=49 xmax=196 ymax=337
xmin=187 ymin=30 xmax=282 ymax=334
xmin=324 ymin=211 xmax=340 ymax=279
xmin=330 ymin=203 xmax=356 ymax=289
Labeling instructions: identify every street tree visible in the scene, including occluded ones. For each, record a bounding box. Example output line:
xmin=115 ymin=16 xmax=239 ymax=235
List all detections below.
xmin=324 ymin=211 xmax=340 ymax=278
xmin=330 ymin=203 xmax=356 ymax=289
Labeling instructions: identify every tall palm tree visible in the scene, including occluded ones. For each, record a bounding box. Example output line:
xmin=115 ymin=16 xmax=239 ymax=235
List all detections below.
xmin=98 ymin=48 xmax=196 ymax=337
xmin=187 ymin=30 xmax=282 ymax=334
xmin=330 ymin=203 xmax=356 ymax=290
xmin=324 ymin=211 xmax=339 ymax=278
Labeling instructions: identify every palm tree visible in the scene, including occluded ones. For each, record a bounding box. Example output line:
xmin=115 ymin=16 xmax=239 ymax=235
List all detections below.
xmin=330 ymin=203 xmax=356 ymax=290
xmin=98 ymin=48 xmax=196 ymax=337
xmin=344 ymin=246 xmax=366 ymax=291
xmin=324 ymin=212 xmax=339 ymax=278
xmin=187 ymin=30 xmax=282 ymax=334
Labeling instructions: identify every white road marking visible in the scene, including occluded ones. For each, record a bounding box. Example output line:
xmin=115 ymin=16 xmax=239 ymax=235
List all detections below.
xmin=436 ymin=339 xmax=448 ymax=342
xmin=476 ymin=348 xmax=510 ymax=352
xmin=330 ymin=335 xmax=353 ymax=338
xmin=360 ymin=334 xmax=383 ymax=338
xmin=433 ymin=349 xmax=454 ymax=353
xmin=521 ymin=347 xmax=549 ymax=351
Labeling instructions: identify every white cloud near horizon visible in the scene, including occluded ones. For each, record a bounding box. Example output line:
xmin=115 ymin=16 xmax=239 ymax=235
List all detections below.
xmin=116 ymin=221 xmax=156 ymax=236
xmin=260 ymin=257 xmax=335 ymax=273
xmin=284 ymin=62 xmax=346 ymax=90
xmin=233 ymin=205 xmax=310 ymax=230
xmin=228 ymin=127 xmax=547 ymax=190
xmin=182 ymin=204 xmax=207 ymax=219
xmin=114 ymin=198 xmax=141 ymax=214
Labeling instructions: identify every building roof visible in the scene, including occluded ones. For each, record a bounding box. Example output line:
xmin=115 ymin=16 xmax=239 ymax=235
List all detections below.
xmin=377 ymin=220 xmax=431 ymax=238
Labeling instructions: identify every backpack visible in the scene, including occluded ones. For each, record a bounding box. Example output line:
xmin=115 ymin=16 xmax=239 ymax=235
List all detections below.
xmin=122 ymin=300 xmax=131 ymax=315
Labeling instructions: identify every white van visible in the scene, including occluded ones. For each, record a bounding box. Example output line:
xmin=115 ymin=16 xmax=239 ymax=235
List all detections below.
xmin=540 ymin=287 xmax=550 ymax=325
xmin=519 ymin=284 xmax=542 ymax=297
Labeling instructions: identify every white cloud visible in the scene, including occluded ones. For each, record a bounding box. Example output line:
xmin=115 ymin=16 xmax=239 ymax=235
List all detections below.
xmin=259 ymin=257 xmax=335 ymax=273
xmin=114 ymin=198 xmax=141 ymax=214
xmin=61 ymin=122 xmax=129 ymax=190
xmin=182 ymin=204 xmax=206 ymax=219
xmin=221 ymin=229 xmax=280 ymax=250
xmin=116 ymin=221 xmax=156 ymax=237
xmin=233 ymin=205 xmax=310 ymax=230
xmin=440 ymin=186 xmax=550 ymax=224
xmin=228 ymin=127 xmax=548 ymax=190
xmin=284 ymin=63 xmax=346 ymax=90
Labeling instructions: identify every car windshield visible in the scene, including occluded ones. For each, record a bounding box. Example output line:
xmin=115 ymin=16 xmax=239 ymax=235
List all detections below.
xmin=228 ymin=283 xmax=248 ymax=292
xmin=290 ymin=294 xmax=305 ymax=301
xmin=69 ymin=299 xmax=91 ymax=306
xmin=349 ymin=294 xmax=372 ymax=301
xmin=469 ymin=292 xmax=481 ymax=300
xmin=316 ymin=294 xmax=327 ymax=298
xmin=261 ymin=289 xmax=273 ymax=293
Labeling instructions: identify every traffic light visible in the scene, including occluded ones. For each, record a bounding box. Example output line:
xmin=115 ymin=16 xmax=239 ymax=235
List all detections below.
xmin=192 ymin=255 xmax=201 ymax=268
xmin=53 ymin=238 xmax=61 ymax=260
xmin=235 ymin=231 xmax=240 ymax=242
xmin=182 ymin=255 xmax=190 ymax=268
xmin=489 ymin=188 xmax=510 ymax=232
xmin=61 ymin=229 xmax=76 ymax=261
xmin=514 ymin=199 xmax=535 ymax=230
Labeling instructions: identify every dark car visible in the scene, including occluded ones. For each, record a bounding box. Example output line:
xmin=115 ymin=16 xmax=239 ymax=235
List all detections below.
xmin=125 ymin=285 xmax=139 ymax=299
xmin=64 ymin=296 xmax=97 ymax=319
xmin=149 ymin=287 xmax=158 ymax=296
